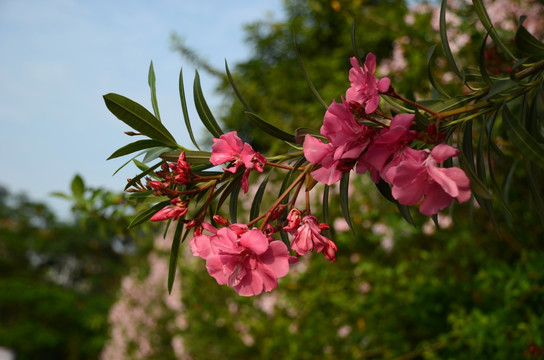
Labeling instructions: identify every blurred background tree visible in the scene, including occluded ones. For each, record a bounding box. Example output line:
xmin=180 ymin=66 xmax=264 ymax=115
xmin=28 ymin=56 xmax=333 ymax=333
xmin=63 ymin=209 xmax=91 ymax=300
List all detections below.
xmin=0 ymin=177 xmax=158 ymax=360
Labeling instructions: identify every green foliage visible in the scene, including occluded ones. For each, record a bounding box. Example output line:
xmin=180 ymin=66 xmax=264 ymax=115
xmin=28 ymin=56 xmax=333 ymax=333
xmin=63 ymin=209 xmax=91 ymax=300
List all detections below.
xmin=0 ymin=180 xmax=158 ymax=359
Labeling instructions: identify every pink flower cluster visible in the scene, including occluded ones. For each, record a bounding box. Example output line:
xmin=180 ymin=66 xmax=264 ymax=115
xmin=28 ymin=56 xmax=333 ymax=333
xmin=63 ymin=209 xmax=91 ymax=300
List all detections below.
xmin=190 ymin=223 xmax=291 ymax=296
xmin=210 ymin=131 xmax=266 ymax=193
xmin=303 ymin=53 xmax=471 ymax=216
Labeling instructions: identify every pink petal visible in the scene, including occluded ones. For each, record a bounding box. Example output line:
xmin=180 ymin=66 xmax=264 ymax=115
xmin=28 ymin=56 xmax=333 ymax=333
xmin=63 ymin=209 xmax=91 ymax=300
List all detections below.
xmin=427 ymin=164 xmax=459 ymax=197
xmin=377 ymin=77 xmax=391 ymax=93
xmin=205 ymin=255 xmax=228 ymax=285
xmin=311 ymin=165 xmax=343 ymax=185
xmin=430 ymin=143 xmax=460 ymax=163
xmin=239 ymin=228 xmax=269 ymax=255
xmin=364 ymin=53 xmax=377 ymax=74
xmin=260 ymin=241 xmax=290 ymax=278
xmin=303 ymin=135 xmax=333 ymax=164
xmin=419 ymin=182 xmax=454 ymax=216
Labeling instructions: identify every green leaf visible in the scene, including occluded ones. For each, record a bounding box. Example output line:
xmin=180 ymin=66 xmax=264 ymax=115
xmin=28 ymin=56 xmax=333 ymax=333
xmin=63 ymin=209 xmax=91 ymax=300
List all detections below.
xmin=458 ymin=152 xmax=493 ymax=199
xmin=179 ymin=68 xmax=201 ymax=150
xmin=322 ymin=185 xmax=330 ymax=226
xmin=71 ymin=175 xmax=85 ymax=198
xmin=472 ymin=0 xmax=517 ymax=61
xmin=502 ymin=105 xmax=544 ymax=170
xmin=439 ymin=0 xmax=462 ymax=80
xmin=168 ymin=220 xmax=185 ymax=294
xmin=245 ymin=112 xmax=296 ymax=143
xmin=478 ymin=33 xmax=493 ymax=87
xmin=103 ymin=93 xmax=177 ymax=147
xmin=193 ymin=70 xmax=223 ymax=138
xmin=294 ymin=35 xmax=328 ymax=110
xmin=160 ymin=150 xmax=212 ymax=165
xmin=108 ymin=139 xmax=167 ymax=160
xmin=426 ymin=45 xmax=452 ymax=98
xmin=142 ymin=146 xmax=173 ymax=164
xmin=250 ymin=173 xmax=270 ymax=221
xmin=124 ymin=161 xmax=163 ymax=190
xmin=515 ymin=23 xmax=544 ymax=58
xmin=128 ymin=199 xmax=170 ymax=229
xmin=529 ymin=82 xmax=544 ymax=143
xmin=148 ymin=61 xmax=161 ymax=122
xmin=225 ymin=60 xmax=253 ymax=112
xmin=229 ymin=180 xmax=242 ymax=223
xmin=340 ymin=172 xmax=355 ymax=234
xmin=525 ymin=160 xmax=544 ymax=222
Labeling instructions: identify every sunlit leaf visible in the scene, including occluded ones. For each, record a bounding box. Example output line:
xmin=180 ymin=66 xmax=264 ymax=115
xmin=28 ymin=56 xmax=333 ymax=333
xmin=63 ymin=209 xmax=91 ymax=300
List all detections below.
xmin=103 ymin=93 xmax=177 ymax=147
xmin=148 ymin=61 xmax=161 ymax=122
xmin=179 ymin=68 xmax=201 ymax=150
xmin=107 ymin=140 xmax=167 ymax=160
xmin=160 ymin=150 xmax=212 ymax=165
xmin=193 ymin=70 xmax=223 ymax=138
xmin=124 ymin=161 xmax=163 ymax=190
xmin=245 ymin=112 xmax=296 ymax=143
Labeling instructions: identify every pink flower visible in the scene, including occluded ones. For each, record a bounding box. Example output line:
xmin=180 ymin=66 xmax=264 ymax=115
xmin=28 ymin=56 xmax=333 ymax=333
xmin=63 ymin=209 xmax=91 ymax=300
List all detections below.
xmin=150 ymin=197 xmax=188 ymax=221
xmin=283 ymin=208 xmax=302 ymax=233
xmin=190 ymin=225 xmax=290 ymax=296
xmin=346 ymin=53 xmax=391 ymax=114
xmin=357 ymin=113 xmax=416 ymax=176
xmin=386 ymin=143 xmax=471 ymax=216
xmin=303 ymin=134 xmax=345 ymax=185
xmin=210 ymin=131 xmax=266 ymax=193
xmin=289 ymin=215 xmax=338 ymax=262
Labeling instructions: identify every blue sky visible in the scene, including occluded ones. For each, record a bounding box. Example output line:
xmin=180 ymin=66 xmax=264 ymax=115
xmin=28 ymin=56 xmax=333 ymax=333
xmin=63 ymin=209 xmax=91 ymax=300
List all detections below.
xmin=0 ymin=0 xmax=283 ymax=218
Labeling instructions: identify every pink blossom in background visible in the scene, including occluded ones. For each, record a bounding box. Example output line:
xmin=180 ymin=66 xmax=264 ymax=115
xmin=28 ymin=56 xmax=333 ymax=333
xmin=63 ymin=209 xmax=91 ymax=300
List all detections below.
xmin=150 ymin=197 xmax=188 ymax=221
xmin=191 ymin=226 xmax=290 ymax=296
xmin=346 ymin=53 xmax=391 ymax=114
xmin=386 ymin=143 xmax=471 ymax=216
xmin=210 ymin=131 xmax=266 ymax=193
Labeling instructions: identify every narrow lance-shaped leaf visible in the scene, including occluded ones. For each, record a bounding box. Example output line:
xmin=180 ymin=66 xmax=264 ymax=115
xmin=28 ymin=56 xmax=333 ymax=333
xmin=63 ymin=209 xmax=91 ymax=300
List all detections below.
xmin=125 ymin=161 xmax=163 ymax=190
xmin=472 ymin=0 xmax=517 ymax=61
xmin=148 ymin=61 xmax=161 ymax=122
xmin=245 ymin=112 xmax=296 ymax=143
xmin=229 ymin=180 xmax=242 ymax=223
xmin=108 ymin=139 xmax=169 ymax=160
xmin=193 ymin=70 xmax=223 ymax=138
xmin=104 ymin=93 xmax=178 ymax=147
xmin=250 ymin=173 xmax=271 ymax=221
xmin=179 ymin=68 xmax=201 ymax=150
xmin=340 ymin=172 xmax=355 ymax=234
xmin=439 ymin=0 xmax=462 ymax=80
xmin=128 ymin=199 xmax=171 ymax=229
xmin=515 ymin=22 xmax=544 ymax=58
xmin=426 ymin=45 xmax=452 ymax=98
xmin=225 ymin=60 xmax=253 ymax=112
xmin=502 ymin=105 xmax=544 ymax=171
xmin=294 ymin=35 xmax=328 ymax=110
xmin=168 ymin=220 xmax=185 ymax=294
